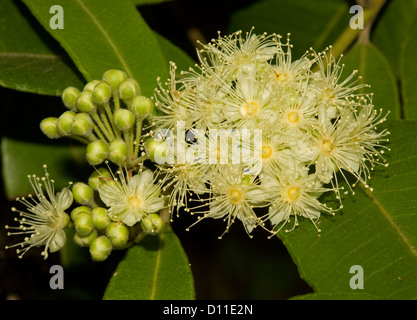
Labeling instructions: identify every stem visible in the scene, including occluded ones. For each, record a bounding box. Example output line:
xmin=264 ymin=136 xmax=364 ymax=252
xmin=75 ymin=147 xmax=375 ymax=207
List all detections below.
xmin=329 ymin=0 xmax=387 ymax=58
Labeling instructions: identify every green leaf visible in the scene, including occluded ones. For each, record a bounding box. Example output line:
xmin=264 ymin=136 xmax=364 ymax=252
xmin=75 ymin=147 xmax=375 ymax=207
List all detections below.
xmin=22 ymin=0 xmax=168 ymax=96
xmin=103 ymin=227 xmax=195 ymax=300
xmin=280 ymin=120 xmax=417 ymax=299
xmin=372 ymin=0 xmax=417 ymax=78
xmin=341 ymin=42 xmax=401 ymax=119
xmin=0 ymin=0 xmax=84 ymax=95
xmin=227 ymin=0 xmax=350 ymax=59
xmin=131 ymin=0 xmax=173 ymax=6
xmin=1 ymin=137 xmax=86 ymax=198
xmin=401 ymin=9 xmax=417 ymax=120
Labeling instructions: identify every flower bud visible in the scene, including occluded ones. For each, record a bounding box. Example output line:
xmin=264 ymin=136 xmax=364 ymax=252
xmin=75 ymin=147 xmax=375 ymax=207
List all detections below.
xmin=40 ymin=117 xmax=60 ymax=139
xmin=88 ymin=167 xmax=111 ymax=190
xmin=71 ymin=205 xmax=92 ymax=221
xmin=72 ymin=182 xmax=95 ymax=206
xmin=62 ymin=86 xmax=80 ymax=111
xmin=114 ymin=108 xmax=135 ymax=132
xmin=89 ymin=236 xmax=112 ymax=262
xmin=84 ymin=80 xmax=100 ymax=92
xmin=109 ymin=138 xmax=128 ymax=165
xmin=129 ymin=95 xmax=154 ymax=117
xmin=86 ymin=140 xmax=109 ymax=166
xmin=119 ymin=78 xmax=140 ymax=101
xmin=74 ymin=229 xmax=97 ymax=247
xmin=77 ymin=91 xmax=96 ymax=113
xmin=106 ymin=222 xmax=129 ymax=248
xmin=72 ymin=113 xmax=93 ymax=136
xmin=140 ymin=213 xmax=164 ymax=235
xmin=92 ymin=81 xmax=112 ymax=105
xmin=102 ymin=69 xmax=127 ymax=90
xmin=74 ymin=211 xmax=94 ymax=237
xmin=57 ymin=111 xmax=76 ymax=136
xmin=146 ymin=138 xmax=169 ymax=163
xmin=92 ymin=207 xmax=111 ymax=230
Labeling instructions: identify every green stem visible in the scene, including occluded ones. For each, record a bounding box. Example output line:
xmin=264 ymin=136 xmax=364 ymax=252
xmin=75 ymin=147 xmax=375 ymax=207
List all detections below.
xmin=329 ymin=0 xmax=387 ymax=58
xmin=133 ymin=119 xmax=143 ymax=158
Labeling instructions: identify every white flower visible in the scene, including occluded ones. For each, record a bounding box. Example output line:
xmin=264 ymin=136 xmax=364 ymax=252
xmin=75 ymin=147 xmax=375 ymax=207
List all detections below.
xmin=97 ymin=168 xmax=165 ymax=226
xmin=263 ymin=171 xmax=335 ymax=234
xmin=5 ymin=165 xmax=72 ymax=259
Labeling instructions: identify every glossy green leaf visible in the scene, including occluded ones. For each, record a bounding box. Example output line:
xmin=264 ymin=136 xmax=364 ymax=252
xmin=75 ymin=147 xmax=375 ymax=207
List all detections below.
xmin=228 ymin=0 xmax=350 ymax=59
xmin=280 ymin=120 xmax=417 ymax=299
xmin=103 ymin=227 xmax=195 ymax=300
xmin=0 ymin=0 xmax=84 ymax=95
xmin=1 ymin=137 xmax=86 ymax=198
xmin=22 ymin=0 xmax=168 ymax=96
xmin=401 ymin=9 xmax=417 ymax=120
xmin=341 ymin=42 xmax=401 ymax=119
xmin=372 ymin=0 xmax=417 ymax=78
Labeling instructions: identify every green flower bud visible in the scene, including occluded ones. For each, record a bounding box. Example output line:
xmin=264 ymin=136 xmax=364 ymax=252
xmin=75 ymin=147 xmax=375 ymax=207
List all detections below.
xmin=77 ymin=91 xmax=96 ymax=113
xmin=62 ymin=86 xmax=80 ymax=111
xmin=119 ymin=78 xmax=140 ymax=101
xmin=84 ymin=80 xmax=100 ymax=92
xmin=108 ymin=138 xmax=128 ymax=165
xmin=89 ymin=236 xmax=112 ymax=262
xmin=106 ymin=222 xmax=129 ymax=248
xmin=92 ymin=207 xmax=111 ymax=230
xmin=140 ymin=213 xmax=164 ymax=235
xmin=86 ymin=140 xmax=109 ymax=166
xmin=88 ymin=167 xmax=111 ymax=190
xmin=129 ymin=95 xmax=154 ymax=117
xmin=74 ymin=229 xmax=97 ymax=247
xmin=72 ymin=113 xmax=93 ymax=136
xmin=102 ymin=69 xmax=127 ymax=90
xmin=146 ymin=138 xmax=169 ymax=163
xmin=92 ymin=81 xmax=112 ymax=105
xmin=114 ymin=108 xmax=135 ymax=132
xmin=40 ymin=117 xmax=60 ymax=139
xmin=57 ymin=111 xmax=76 ymax=136
xmin=71 ymin=205 xmax=92 ymax=221
xmin=72 ymin=182 xmax=95 ymax=206
xmin=74 ymin=211 xmax=94 ymax=237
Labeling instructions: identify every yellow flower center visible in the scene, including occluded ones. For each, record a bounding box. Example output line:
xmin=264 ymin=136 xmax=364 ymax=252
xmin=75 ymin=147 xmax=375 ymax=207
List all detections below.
xmin=321 ymin=139 xmax=334 ymax=154
xmin=128 ymin=195 xmax=142 ymax=208
xmin=275 ymin=70 xmax=289 ymax=82
xmin=240 ymin=100 xmax=259 ymax=117
xmin=261 ymin=144 xmax=273 ymax=159
xmin=228 ymin=188 xmax=244 ymax=205
xmin=287 ymin=111 xmax=300 ymax=123
xmin=283 ymin=186 xmax=300 ymax=203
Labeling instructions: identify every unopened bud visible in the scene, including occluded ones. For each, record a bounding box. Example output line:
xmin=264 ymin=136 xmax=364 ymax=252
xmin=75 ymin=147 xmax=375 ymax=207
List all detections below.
xmin=40 ymin=117 xmax=60 ymax=139
xmin=92 ymin=81 xmax=112 ymax=105
xmin=146 ymin=138 xmax=169 ymax=163
xmin=140 ymin=213 xmax=164 ymax=235
xmin=74 ymin=211 xmax=94 ymax=237
xmin=74 ymin=229 xmax=97 ymax=247
xmin=89 ymin=236 xmax=112 ymax=261
xmin=114 ymin=108 xmax=135 ymax=132
xmin=88 ymin=168 xmax=111 ymax=190
xmin=119 ymin=78 xmax=140 ymax=101
xmin=77 ymin=91 xmax=96 ymax=113
xmin=62 ymin=86 xmax=80 ymax=111
xmin=72 ymin=113 xmax=93 ymax=136
xmin=102 ymin=69 xmax=127 ymax=90
xmin=92 ymin=207 xmax=111 ymax=230
xmin=71 ymin=205 xmax=92 ymax=221
xmin=72 ymin=182 xmax=95 ymax=206
xmin=106 ymin=222 xmax=129 ymax=248
xmin=57 ymin=111 xmax=76 ymax=136
xmin=86 ymin=140 xmax=109 ymax=166
xmin=84 ymin=80 xmax=100 ymax=92
xmin=130 ymin=95 xmax=153 ymax=117
xmin=109 ymin=138 xmax=128 ymax=165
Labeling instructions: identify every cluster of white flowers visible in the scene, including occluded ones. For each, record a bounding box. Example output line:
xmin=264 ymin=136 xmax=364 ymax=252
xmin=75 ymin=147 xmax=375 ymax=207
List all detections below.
xmin=152 ymin=29 xmax=390 ymax=237
xmin=5 ymin=29 xmax=390 ymax=261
